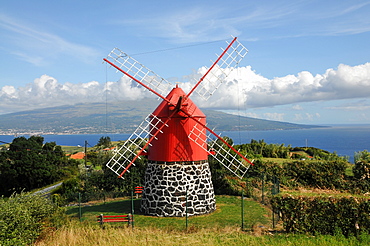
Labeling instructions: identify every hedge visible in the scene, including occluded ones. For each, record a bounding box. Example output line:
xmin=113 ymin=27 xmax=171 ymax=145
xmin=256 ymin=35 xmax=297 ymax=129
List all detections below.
xmin=271 ymin=194 xmax=370 ymax=237
xmin=0 ymin=193 xmax=57 ymax=246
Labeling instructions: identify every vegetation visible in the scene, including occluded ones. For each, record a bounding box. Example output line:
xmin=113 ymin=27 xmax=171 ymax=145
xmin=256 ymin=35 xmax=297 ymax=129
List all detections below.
xmin=66 ymin=196 xmax=268 ymax=229
xmin=271 ymin=195 xmax=370 ymax=236
xmin=95 ymin=136 xmax=112 ymax=149
xmin=2 ymin=135 xmax=370 ymax=244
xmin=34 ymin=224 xmax=370 ymax=246
xmin=0 ymin=136 xmax=79 ymax=196
xmin=35 ymin=196 xmax=370 ymax=246
xmin=0 ymin=192 xmax=63 ymax=246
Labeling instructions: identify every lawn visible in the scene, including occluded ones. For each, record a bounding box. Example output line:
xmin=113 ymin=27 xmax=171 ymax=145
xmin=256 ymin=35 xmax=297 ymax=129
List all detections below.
xmin=36 ymin=195 xmax=370 ymax=246
xmin=66 ymin=195 xmax=271 ymax=231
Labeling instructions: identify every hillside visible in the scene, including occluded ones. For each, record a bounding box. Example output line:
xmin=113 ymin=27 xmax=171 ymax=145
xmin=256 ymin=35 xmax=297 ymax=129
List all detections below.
xmin=0 ymin=98 xmax=323 ymax=134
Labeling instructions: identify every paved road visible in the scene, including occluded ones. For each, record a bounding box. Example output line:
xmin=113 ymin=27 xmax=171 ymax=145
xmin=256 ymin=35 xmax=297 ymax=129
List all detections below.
xmin=34 ymin=182 xmax=63 ymax=196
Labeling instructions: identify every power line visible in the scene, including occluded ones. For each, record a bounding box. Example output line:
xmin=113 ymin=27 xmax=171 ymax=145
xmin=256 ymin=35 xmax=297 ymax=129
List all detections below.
xmin=128 ymin=38 xmax=230 ymax=57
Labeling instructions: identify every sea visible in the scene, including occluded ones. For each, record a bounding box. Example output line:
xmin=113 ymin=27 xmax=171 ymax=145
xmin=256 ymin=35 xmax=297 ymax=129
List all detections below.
xmin=1 ymin=125 xmax=369 ymax=163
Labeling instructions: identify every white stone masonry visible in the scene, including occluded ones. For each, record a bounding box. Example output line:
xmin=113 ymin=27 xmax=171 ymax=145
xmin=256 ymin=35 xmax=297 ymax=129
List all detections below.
xmin=141 ymin=160 xmax=216 ymax=217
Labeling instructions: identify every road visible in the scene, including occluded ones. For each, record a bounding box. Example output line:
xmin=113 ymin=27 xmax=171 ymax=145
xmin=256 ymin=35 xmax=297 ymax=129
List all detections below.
xmin=34 ymin=182 xmax=63 ymax=196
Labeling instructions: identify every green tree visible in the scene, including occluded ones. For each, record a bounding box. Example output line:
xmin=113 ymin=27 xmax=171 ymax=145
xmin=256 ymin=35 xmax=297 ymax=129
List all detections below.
xmin=96 ymin=136 xmax=112 ymax=149
xmin=0 ymin=136 xmax=77 ymax=196
xmin=354 ymin=150 xmax=370 ymax=163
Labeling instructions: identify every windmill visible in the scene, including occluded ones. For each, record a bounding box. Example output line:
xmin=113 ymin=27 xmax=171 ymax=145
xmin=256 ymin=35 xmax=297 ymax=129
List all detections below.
xmin=104 ymin=37 xmax=253 ymax=217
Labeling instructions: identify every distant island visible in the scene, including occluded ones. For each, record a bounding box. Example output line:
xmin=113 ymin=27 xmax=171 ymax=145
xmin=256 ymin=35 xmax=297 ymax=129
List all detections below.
xmin=0 ymin=98 xmax=325 ymax=135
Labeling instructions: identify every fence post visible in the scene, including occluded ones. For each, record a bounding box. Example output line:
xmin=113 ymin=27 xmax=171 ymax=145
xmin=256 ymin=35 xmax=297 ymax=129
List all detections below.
xmin=272 ymin=176 xmax=280 ymax=228
xmin=186 ymin=188 xmax=188 ymax=230
xmin=78 ymin=192 xmax=82 ymax=222
xmin=261 ymin=173 xmax=265 ymax=205
xmin=99 ymin=214 xmax=104 ymax=228
xmin=131 ymin=190 xmax=135 ymax=229
xmin=128 ymin=213 xmax=132 ymax=227
xmin=241 ymin=190 xmax=244 ymax=230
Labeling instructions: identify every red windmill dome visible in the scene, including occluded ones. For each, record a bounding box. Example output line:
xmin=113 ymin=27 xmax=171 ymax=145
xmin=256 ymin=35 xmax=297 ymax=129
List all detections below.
xmin=104 ymin=37 xmax=254 ymax=217
xmin=149 ymin=85 xmax=207 ymax=162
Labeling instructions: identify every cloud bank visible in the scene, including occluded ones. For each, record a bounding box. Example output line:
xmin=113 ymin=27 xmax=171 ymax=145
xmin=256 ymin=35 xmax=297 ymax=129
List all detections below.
xmin=204 ymin=62 xmax=370 ymax=109
xmin=1 ymin=62 xmax=370 ymax=114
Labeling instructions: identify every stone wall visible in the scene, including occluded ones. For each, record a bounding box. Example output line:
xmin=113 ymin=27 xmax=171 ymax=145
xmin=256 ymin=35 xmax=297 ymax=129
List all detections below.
xmin=141 ymin=160 xmax=216 ymax=217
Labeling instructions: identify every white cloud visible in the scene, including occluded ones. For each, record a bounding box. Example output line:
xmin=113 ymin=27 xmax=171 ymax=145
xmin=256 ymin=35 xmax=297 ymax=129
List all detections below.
xmin=292 ymin=104 xmax=303 ymax=110
xmin=293 ymin=112 xmax=320 ymax=122
xmin=263 ymin=112 xmax=285 ymax=122
xmin=1 ymin=62 xmax=370 ymax=115
xmin=244 ymin=112 xmax=259 ymax=118
xmin=0 ymin=75 xmax=154 ymax=114
xmin=325 ymin=99 xmax=370 ymax=111
xmin=196 ymin=62 xmax=370 ymax=109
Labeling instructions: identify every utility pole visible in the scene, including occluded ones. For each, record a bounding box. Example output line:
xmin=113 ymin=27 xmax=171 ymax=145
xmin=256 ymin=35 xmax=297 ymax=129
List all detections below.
xmin=84 ymin=140 xmax=88 ymax=167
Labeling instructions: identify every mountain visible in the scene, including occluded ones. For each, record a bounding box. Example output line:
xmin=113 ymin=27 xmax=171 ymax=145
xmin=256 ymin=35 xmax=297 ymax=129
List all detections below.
xmin=0 ymin=98 xmax=323 ymax=135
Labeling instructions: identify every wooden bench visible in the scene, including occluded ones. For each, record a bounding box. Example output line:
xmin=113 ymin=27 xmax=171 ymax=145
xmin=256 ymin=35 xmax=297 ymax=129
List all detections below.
xmin=97 ymin=214 xmax=133 ymax=227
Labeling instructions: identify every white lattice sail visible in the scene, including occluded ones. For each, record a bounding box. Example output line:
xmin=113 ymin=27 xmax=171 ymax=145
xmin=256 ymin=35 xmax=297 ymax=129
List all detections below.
xmin=188 ymin=123 xmax=252 ymax=179
xmin=193 ymin=38 xmax=248 ymax=101
xmin=105 ymin=48 xmax=173 ymax=97
xmin=106 ymin=114 xmax=168 ymax=178
xmin=104 ymin=37 xmax=252 ymax=181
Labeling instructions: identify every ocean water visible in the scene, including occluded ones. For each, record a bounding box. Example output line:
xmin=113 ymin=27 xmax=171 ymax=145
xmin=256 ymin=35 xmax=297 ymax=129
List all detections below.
xmin=1 ymin=125 xmax=369 ymax=163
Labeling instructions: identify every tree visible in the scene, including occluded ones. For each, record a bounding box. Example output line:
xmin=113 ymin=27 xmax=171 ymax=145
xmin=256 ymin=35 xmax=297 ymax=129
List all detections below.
xmin=354 ymin=150 xmax=370 ymax=163
xmin=96 ymin=136 xmax=112 ymax=149
xmin=0 ymin=136 xmax=78 ymax=196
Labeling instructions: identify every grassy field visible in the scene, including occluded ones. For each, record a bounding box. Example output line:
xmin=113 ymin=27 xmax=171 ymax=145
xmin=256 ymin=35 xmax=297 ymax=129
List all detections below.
xmin=61 ymin=145 xmax=89 ymax=155
xmin=65 ymin=196 xmax=270 ymax=230
xmin=35 ymin=223 xmax=370 ymax=246
xmin=279 ymin=188 xmax=368 ymax=198
xmin=35 ymin=195 xmax=370 ymax=246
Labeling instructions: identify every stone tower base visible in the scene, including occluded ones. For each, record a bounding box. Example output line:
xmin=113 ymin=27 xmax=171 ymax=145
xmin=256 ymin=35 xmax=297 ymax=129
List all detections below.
xmin=141 ymin=160 xmax=216 ymax=217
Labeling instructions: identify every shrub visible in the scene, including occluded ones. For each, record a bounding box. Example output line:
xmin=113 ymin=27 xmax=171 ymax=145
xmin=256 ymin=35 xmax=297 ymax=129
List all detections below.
xmin=0 ymin=192 xmax=57 ymax=245
xmin=271 ymin=194 xmax=370 ymax=236
xmin=285 ymin=160 xmax=347 ymax=189
xmin=353 ymin=161 xmax=370 ymax=181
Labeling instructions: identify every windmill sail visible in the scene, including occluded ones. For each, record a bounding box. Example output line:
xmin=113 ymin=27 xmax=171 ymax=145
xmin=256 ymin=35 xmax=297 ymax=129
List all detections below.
xmin=104 ymin=37 xmax=252 ymax=180
xmin=104 ymin=48 xmax=173 ymax=99
xmin=188 ymin=123 xmax=252 ymax=179
xmin=189 ymin=38 xmax=248 ymax=100
xmin=106 ymin=113 xmax=168 ymax=178
xmin=103 ymin=37 xmax=253 ymax=217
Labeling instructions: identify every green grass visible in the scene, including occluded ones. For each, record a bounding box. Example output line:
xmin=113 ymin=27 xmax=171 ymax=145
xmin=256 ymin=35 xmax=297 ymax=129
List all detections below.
xmin=262 ymin=158 xmax=288 ymax=165
xmin=280 ymin=189 xmax=369 ymax=199
xmin=37 ymin=196 xmax=370 ymax=246
xmin=66 ymin=195 xmax=270 ymax=230
xmin=61 ymin=145 xmax=90 ymax=154
xmin=345 ymin=164 xmax=354 ymax=177
xmin=35 ymin=222 xmax=370 ymax=246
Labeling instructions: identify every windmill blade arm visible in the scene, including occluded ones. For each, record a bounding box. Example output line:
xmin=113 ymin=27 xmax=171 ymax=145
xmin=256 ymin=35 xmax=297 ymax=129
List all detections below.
xmin=186 ymin=114 xmax=253 ymax=166
xmin=104 ymin=48 xmax=172 ymax=102
xmin=187 ymin=37 xmax=237 ymax=98
xmin=106 ymin=113 xmax=169 ymax=179
xmin=106 ymin=137 xmax=144 ymax=179
xmin=204 ymin=125 xmax=254 ymax=166
xmin=117 ymin=113 xmax=175 ymax=178
xmin=207 ymin=136 xmax=253 ymax=179
xmin=188 ymin=118 xmax=253 ymax=179
xmin=188 ymin=37 xmax=249 ymax=101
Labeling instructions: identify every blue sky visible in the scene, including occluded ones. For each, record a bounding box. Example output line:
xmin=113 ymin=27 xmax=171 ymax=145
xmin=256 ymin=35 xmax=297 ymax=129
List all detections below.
xmin=1 ymin=0 xmax=370 ymax=125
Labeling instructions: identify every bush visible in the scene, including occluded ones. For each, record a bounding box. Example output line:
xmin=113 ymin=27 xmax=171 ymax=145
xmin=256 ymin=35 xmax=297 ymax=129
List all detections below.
xmin=353 ymin=161 xmax=370 ymax=181
xmin=285 ymin=160 xmax=347 ymax=189
xmin=271 ymin=194 xmax=370 ymax=236
xmin=0 ymin=192 xmax=57 ymax=245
